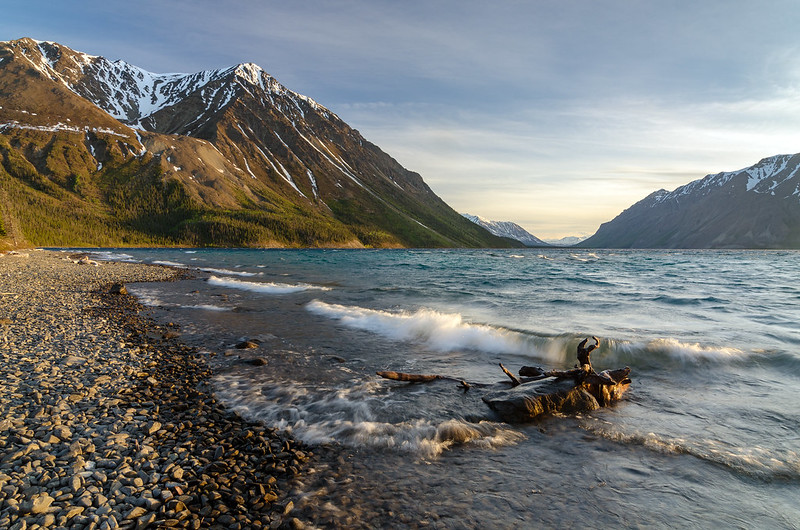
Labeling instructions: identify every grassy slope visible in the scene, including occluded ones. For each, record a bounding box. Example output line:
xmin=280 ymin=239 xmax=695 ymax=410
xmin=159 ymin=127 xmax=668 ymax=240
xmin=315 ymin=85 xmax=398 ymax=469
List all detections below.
xmin=0 ymin=129 xmax=396 ymax=249
xmin=0 ymin=125 xmax=514 ymax=249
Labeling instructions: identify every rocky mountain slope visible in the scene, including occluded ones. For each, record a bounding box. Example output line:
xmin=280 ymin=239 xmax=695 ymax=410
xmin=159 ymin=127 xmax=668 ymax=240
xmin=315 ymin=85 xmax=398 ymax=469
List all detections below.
xmin=0 ymin=38 xmax=511 ymax=249
xmin=462 ymin=213 xmax=548 ymax=246
xmin=580 ymin=154 xmax=800 ymax=248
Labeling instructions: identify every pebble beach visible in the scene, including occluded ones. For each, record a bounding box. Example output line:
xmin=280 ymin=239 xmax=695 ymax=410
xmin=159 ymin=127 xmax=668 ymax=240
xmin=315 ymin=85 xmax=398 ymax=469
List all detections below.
xmin=0 ymin=250 xmax=312 ymax=529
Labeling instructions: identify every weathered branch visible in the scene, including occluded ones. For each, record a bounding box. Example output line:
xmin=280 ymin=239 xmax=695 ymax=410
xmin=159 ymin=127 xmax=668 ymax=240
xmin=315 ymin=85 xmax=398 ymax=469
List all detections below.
xmin=499 ymin=363 xmax=522 ymax=387
xmin=376 ymin=371 xmax=443 ymax=383
xmin=376 ymin=371 xmax=491 ymax=389
xmin=544 ymin=367 xmax=583 ymax=380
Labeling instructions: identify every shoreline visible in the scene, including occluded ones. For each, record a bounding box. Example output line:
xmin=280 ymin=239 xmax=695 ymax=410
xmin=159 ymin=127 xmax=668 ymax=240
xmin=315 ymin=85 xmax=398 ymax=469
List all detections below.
xmin=0 ymin=250 xmax=314 ymax=529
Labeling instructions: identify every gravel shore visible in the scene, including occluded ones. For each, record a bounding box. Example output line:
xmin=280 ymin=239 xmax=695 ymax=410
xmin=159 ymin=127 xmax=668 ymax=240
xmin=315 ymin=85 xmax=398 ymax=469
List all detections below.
xmin=0 ymin=250 xmax=312 ymax=529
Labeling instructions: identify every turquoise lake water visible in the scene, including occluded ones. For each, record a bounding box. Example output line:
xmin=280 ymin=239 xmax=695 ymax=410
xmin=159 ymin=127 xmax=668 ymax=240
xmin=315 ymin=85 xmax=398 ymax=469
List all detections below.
xmin=79 ymin=248 xmax=800 ymax=528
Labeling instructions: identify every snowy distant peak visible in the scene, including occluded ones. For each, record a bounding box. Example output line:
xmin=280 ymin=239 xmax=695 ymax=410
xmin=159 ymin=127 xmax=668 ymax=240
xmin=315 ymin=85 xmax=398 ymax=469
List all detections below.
xmin=543 ymin=235 xmax=588 ymax=247
xmin=462 ymin=213 xmax=548 ymax=247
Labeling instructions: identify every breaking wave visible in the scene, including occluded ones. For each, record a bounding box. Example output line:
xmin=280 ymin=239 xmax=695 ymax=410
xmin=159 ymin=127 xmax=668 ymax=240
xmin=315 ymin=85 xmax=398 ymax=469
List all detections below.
xmin=603 ymin=337 xmax=750 ymax=369
xmin=306 ymin=300 xmax=543 ymax=357
xmin=198 ymin=267 xmax=258 ymax=277
xmin=304 ymin=301 xmax=767 ymax=372
xmin=151 ymin=260 xmax=187 ymax=268
xmin=208 ymin=276 xmax=330 ymax=294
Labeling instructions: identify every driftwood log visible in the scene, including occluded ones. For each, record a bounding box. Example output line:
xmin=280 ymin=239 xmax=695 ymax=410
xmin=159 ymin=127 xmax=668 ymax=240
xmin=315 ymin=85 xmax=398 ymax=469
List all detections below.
xmin=376 ymin=371 xmax=443 ymax=383
xmin=376 ymin=337 xmax=631 ymax=423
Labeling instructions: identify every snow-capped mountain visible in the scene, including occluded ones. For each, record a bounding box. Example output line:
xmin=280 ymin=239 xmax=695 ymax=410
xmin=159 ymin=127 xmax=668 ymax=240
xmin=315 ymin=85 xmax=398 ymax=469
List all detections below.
xmin=462 ymin=214 xmax=549 ymax=246
xmin=13 ymin=39 xmax=331 ymax=132
xmin=581 ymin=153 xmax=800 ymax=248
xmin=0 ymin=38 xmax=510 ymax=248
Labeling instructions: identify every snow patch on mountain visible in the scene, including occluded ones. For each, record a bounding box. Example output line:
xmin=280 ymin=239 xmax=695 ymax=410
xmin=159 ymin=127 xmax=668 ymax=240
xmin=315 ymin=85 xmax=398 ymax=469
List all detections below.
xmin=462 ymin=214 xmax=548 ymax=247
xmin=0 ymin=121 xmax=127 ymax=137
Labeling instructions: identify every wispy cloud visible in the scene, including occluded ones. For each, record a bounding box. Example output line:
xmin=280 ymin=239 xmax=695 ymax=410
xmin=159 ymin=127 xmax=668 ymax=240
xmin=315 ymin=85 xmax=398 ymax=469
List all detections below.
xmin=339 ymin=82 xmax=800 ymax=237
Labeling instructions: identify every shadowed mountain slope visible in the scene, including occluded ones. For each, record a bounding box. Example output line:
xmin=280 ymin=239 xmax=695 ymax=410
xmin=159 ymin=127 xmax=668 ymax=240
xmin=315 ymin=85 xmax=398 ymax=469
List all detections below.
xmin=580 ymin=154 xmax=800 ymax=249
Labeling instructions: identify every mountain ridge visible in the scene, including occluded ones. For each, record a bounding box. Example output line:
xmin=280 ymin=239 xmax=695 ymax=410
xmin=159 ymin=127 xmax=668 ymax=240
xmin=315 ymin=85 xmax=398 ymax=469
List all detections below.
xmin=0 ymin=37 xmax=513 ymax=249
xmin=580 ymin=153 xmax=800 ymax=248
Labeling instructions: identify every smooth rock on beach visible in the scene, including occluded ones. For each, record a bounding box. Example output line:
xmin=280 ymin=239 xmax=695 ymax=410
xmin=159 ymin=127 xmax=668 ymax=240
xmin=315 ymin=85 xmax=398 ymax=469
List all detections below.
xmin=0 ymin=250 xmax=312 ymax=529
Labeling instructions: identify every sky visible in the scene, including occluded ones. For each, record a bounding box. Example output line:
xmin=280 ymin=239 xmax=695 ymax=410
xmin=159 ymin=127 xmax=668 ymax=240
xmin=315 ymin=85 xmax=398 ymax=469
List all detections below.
xmin=4 ymin=1 xmax=800 ymax=239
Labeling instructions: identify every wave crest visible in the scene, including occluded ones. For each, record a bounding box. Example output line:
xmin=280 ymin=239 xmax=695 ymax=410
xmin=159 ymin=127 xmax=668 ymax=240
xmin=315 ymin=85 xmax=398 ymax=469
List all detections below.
xmin=198 ymin=267 xmax=258 ymax=277
xmin=208 ymin=276 xmax=330 ymax=294
xmin=605 ymin=338 xmax=748 ymax=368
xmin=306 ymin=300 xmax=541 ymax=357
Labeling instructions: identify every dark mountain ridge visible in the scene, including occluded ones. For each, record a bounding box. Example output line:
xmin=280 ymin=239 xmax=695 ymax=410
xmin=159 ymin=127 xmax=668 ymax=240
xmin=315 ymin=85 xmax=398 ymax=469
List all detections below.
xmin=580 ymin=153 xmax=800 ymax=249
xmin=0 ymin=38 xmax=512 ymax=249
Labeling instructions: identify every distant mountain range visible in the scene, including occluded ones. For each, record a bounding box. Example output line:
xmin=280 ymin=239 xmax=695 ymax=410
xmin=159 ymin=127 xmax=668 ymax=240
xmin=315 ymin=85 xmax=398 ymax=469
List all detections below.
xmin=581 ymin=154 xmax=800 ymax=248
xmin=543 ymin=235 xmax=588 ymax=246
xmin=461 ymin=213 xmax=549 ymax=246
xmin=0 ymin=38 xmax=514 ymax=249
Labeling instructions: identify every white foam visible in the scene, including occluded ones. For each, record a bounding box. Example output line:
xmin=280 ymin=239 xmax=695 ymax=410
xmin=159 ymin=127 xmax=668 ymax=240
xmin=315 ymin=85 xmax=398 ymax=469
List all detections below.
xmin=306 ymin=300 xmax=540 ymax=356
xmin=151 ymin=260 xmax=187 ymax=268
xmin=197 ymin=267 xmax=257 ymax=277
xmin=208 ymin=275 xmax=330 ymax=294
xmin=131 ymin=291 xmax=167 ymax=308
xmin=215 ymin=375 xmax=525 ymax=458
xmin=126 ymin=286 xmax=229 ymax=312
xmin=87 ymin=251 xmax=138 ymax=262
xmin=611 ymin=337 xmax=747 ymax=365
xmin=568 ymin=253 xmax=599 ymax=262
xmin=646 ymin=338 xmax=745 ymax=361
xmin=181 ymin=304 xmax=230 ymax=312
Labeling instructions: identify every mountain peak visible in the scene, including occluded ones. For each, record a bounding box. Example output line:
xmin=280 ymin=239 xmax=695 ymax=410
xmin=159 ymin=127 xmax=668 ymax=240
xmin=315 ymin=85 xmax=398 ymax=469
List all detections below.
xmin=233 ymin=62 xmax=265 ymax=84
